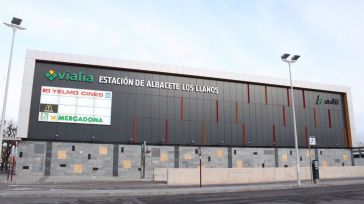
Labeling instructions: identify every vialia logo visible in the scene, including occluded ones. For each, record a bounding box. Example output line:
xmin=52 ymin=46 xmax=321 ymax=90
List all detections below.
xmin=45 ymin=70 xmax=94 ymax=83
xmin=316 ymin=95 xmax=339 ymax=105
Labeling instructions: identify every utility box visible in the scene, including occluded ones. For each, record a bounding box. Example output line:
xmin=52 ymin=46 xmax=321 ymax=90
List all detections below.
xmin=312 ymin=159 xmax=320 ymax=183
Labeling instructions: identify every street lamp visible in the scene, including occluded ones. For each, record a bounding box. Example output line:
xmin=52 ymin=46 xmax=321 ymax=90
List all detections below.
xmin=0 ymin=17 xmax=26 ymax=158
xmin=281 ymin=53 xmax=301 ymax=186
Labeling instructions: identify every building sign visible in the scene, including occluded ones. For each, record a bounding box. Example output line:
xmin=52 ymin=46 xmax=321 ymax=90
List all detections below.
xmin=45 ymin=70 xmax=94 ymax=82
xmin=316 ymin=95 xmax=339 ymax=105
xmin=44 ymin=69 xmax=219 ymax=94
xmin=309 ymin=136 xmax=316 ymax=146
xmin=38 ymin=86 xmax=112 ymax=125
xmin=99 ymin=76 xmax=219 ymax=94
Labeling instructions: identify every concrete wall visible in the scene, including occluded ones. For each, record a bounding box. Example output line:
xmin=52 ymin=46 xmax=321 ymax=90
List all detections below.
xmin=317 ymin=148 xmax=352 ymax=167
xmin=179 ymin=146 xmax=228 ymax=168
xmin=145 ymin=146 xmax=175 ymax=179
xmin=166 ymin=166 xmax=364 ymax=185
xmin=118 ymin=145 xmax=141 ymax=180
xmin=354 ymin=158 xmax=364 ymax=166
xmin=50 ymin=142 xmax=113 ymax=176
xmin=16 ymin=141 xmax=357 ymax=180
xmin=232 ymin=147 xmax=275 ymax=168
xmin=16 ymin=141 xmax=46 ymax=176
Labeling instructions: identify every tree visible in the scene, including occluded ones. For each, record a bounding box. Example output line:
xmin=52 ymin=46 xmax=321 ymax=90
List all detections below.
xmin=0 ymin=121 xmax=17 ymax=171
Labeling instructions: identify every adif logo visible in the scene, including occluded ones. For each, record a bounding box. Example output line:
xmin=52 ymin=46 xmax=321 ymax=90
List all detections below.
xmin=45 ymin=70 xmax=57 ymax=81
xmin=44 ymin=70 xmax=94 ymax=83
xmin=316 ymin=95 xmax=339 ymax=105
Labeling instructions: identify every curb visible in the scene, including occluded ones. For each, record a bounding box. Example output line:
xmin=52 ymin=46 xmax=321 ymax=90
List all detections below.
xmin=1 ymin=180 xmax=364 ymax=198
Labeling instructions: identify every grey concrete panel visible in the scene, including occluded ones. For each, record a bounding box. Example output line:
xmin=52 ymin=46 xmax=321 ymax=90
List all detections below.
xmin=174 ymin=146 xmax=179 ymax=168
xmin=50 ymin=142 xmax=113 ymax=176
xmin=274 ymin=148 xmax=279 ymax=167
xmin=228 ymin=147 xmax=232 ymax=168
xmin=16 ymin=141 xmax=47 ymax=176
xmin=278 ymin=148 xmax=315 ymax=168
xmin=113 ymin=144 xmax=119 ymax=177
xmin=44 ymin=142 xmax=52 ymax=176
xmin=118 ymin=145 xmax=141 ymax=180
xmin=15 ymin=140 xmax=357 ymax=180
xmin=232 ymin=147 xmax=275 ymax=168
xmin=317 ymin=149 xmax=352 ymax=167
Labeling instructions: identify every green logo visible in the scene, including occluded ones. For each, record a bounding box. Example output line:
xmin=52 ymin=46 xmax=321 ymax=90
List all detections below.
xmin=40 ymin=112 xmax=49 ymax=120
xmin=58 ymin=115 xmax=103 ymax=123
xmin=45 ymin=70 xmax=57 ymax=81
xmin=316 ymin=95 xmax=339 ymax=105
xmin=316 ymin=95 xmax=324 ymax=105
xmin=45 ymin=69 xmax=94 ymax=83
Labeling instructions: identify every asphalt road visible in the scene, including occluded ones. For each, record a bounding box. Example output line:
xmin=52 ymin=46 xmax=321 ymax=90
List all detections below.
xmin=1 ymin=183 xmax=364 ymax=204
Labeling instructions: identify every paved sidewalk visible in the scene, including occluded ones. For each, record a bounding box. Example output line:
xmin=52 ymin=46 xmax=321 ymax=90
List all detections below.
xmin=1 ymin=174 xmax=148 ymax=184
xmin=1 ymin=176 xmax=364 ymax=198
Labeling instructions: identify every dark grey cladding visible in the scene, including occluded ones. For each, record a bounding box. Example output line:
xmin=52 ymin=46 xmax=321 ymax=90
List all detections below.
xmin=28 ymin=61 xmax=347 ymax=148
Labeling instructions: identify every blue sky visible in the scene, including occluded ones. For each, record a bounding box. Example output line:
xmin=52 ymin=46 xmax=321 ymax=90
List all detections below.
xmin=0 ymin=0 xmax=363 ymax=142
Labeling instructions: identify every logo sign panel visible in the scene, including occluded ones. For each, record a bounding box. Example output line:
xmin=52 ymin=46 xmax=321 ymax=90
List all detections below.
xmin=309 ymin=136 xmax=316 ymax=146
xmin=45 ymin=69 xmax=94 ymax=82
xmin=38 ymin=86 xmax=112 ymax=125
xmin=316 ymin=95 xmax=339 ymax=105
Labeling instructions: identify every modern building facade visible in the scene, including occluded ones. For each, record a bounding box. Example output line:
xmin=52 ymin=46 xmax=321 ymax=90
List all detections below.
xmin=15 ymin=50 xmax=358 ymax=179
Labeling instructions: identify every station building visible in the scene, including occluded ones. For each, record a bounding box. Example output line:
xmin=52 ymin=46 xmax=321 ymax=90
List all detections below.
xmin=15 ymin=50 xmax=358 ymax=179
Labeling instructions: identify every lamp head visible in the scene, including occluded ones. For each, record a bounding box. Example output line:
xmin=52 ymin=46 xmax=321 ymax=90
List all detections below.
xmin=11 ymin=17 xmax=22 ymax=26
xmin=291 ymin=55 xmax=300 ymax=61
xmin=281 ymin=53 xmax=290 ymax=60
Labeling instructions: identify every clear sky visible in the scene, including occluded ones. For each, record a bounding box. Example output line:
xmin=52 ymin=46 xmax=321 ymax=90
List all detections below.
xmin=0 ymin=0 xmax=363 ymax=143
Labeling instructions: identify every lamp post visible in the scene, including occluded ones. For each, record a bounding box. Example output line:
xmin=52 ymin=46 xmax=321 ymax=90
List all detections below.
xmin=0 ymin=17 xmax=26 ymax=158
xmin=281 ymin=53 xmax=301 ymax=186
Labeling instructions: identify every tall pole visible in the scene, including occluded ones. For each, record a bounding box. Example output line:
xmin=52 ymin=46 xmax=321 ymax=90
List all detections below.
xmin=199 ymin=147 xmax=202 ymax=188
xmin=309 ymin=142 xmax=313 ymax=184
xmin=0 ymin=27 xmax=16 ymax=159
xmin=288 ymin=62 xmax=301 ymax=186
xmin=0 ymin=19 xmax=25 ymax=160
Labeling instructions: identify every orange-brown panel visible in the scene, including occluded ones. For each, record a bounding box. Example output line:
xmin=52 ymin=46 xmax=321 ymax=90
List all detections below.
xmin=343 ymin=94 xmax=352 ymax=147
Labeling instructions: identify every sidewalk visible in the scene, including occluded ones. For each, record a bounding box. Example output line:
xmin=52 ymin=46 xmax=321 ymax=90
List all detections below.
xmin=1 ymin=173 xmax=151 ymax=185
xmin=1 ymin=175 xmax=364 ymax=198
